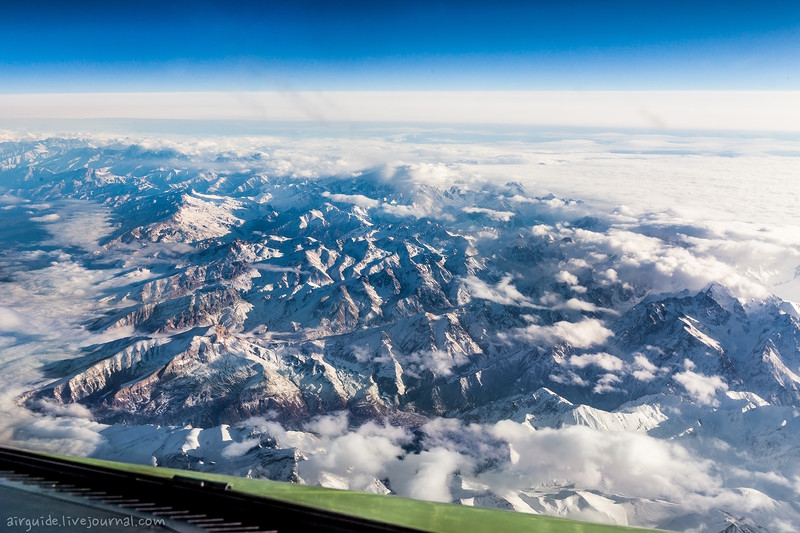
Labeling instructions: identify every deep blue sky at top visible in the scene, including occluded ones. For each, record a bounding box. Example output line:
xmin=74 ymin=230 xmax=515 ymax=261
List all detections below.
xmin=1 ymin=0 xmax=799 ymax=92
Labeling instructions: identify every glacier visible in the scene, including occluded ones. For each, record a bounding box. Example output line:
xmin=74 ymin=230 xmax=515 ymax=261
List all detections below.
xmin=0 ymin=129 xmax=799 ymax=532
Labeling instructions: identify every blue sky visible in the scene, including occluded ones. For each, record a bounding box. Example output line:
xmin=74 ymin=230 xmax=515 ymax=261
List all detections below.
xmin=1 ymin=0 xmax=799 ymax=92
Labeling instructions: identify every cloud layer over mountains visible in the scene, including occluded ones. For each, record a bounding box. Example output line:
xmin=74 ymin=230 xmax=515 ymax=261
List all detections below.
xmin=0 ymin=127 xmax=799 ymax=532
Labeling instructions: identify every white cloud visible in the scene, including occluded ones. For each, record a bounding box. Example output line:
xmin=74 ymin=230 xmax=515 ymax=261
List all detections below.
xmin=569 ymin=352 xmax=625 ymax=372
xmin=0 ymin=386 xmax=107 ymax=457
xmin=407 ymin=349 xmax=470 ymax=377
xmin=9 ymin=416 xmax=106 ymax=456
xmin=0 ymin=307 xmax=23 ymax=331
xmin=461 ymin=275 xmax=534 ymax=307
xmin=594 ymin=373 xmax=622 ymax=394
xmin=304 ymin=411 xmax=349 ymax=438
xmin=34 ymin=400 xmax=96 ymax=419
xmin=303 ymin=425 xmax=405 ymax=485
xmin=351 ymin=345 xmax=372 ymax=363
xmin=486 ymin=421 xmax=722 ymax=502
xmin=632 ymin=353 xmax=661 ymax=382
xmin=237 ymin=414 xmax=467 ymax=503
xmin=560 ymin=298 xmax=601 ymax=312
xmin=531 ymin=224 xmax=554 ymax=236
xmin=262 ymin=414 xmax=413 ymax=493
xmin=462 ymin=206 xmax=516 ymax=222
xmin=674 ymin=360 xmax=729 ymax=406
xmin=571 ymin=227 xmax=770 ymax=300
xmin=84 ymin=411 xmax=798 ymax=528
xmin=405 ymin=162 xmax=461 ymax=185
xmin=322 ymin=191 xmax=380 ymax=208
xmin=30 ymin=213 xmax=61 ymax=222
xmin=549 ymin=370 xmax=590 ymax=388
xmin=379 ymin=202 xmax=431 ymax=219
xmin=566 ymin=352 xmax=666 ymax=386
xmin=387 ymin=447 xmax=468 ymax=503
xmin=29 ymin=200 xmax=115 ymax=251
xmin=0 ymin=194 xmax=28 ymax=205
xmin=508 ymin=318 xmax=614 ymax=349
xmin=555 ymin=270 xmax=579 ymax=285
xmin=598 ymin=268 xmax=619 ymax=285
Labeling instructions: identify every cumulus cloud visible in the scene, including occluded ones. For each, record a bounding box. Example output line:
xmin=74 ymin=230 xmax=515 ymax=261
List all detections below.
xmin=34 ymin=400 xmax=96 ymax=419
xmin=593 ymin=373 xmax=623 ymax=394
xmin=549 ymin=370 xmax=590 ymax=388
xmin=0 ymin=307 xmax=23 ymax=331
xmin=553 ymin=270 xmax=591 ymax=295
xmin=563 ymin=351 xmax=667 ymax=389
xmin=555 ymin=270 xmax=579 ymax=285
xmin=508 ymin=318 xmax=614 ymax=349
xmin=246 ymin=415 xmax=466 ymax=503
xmin=0 ymin=387 xmax=106 ymax=457
xmin=487 ymin=421 xmax=722 ymax=505
xmin=387 ymin=448 xmax=469 ymax=503
xmin=300 ymin=421 xmax=409 ymax=491
xmin=243 ymin=413 xmax=413 ymax=493
xmin=560 ymin=298 xmax=605 ymax=312
xmin=405 ymin=162 xmax=461 ymax=186
xmin=531 ymin=224 xmax=553 ymax=236
xmin=537 ymin=293 xmax=611 ymax=314
xmin=632 ymin=353 xmax=661 ymax=382
xmin=379 ymin=202 xmax=432 ymax=219
xmin=30 ymin=213 xmax=61 ymax=222
xmin=9 ymin=416 xmax=106 ymax=456
xmin=461 ymin=275 xmax=534 ymax=307
xmin=569 ymin=352 xmax=625 ymax=372
xmin=462 ymin=206 xmax=516 ymax=222
xmin=598 ymin=268 xmax=619 ymax=284
xmin=241 ymin=414 xmax=471 ymax=502
xmin=406 ymin=349 xmax=470 ymax=378
xmin=304 ymin=411 xmax=350 ymax=438
xmin=563 ymin=227 xmax=771 ymax=300
xmin=255 ymin=413 xmax=798 ymax=525
xmin=674 ymin=360 xmax=729 ymax=406
xmin=351 ymin=344 xmax=372 ymax=363
xmin=322 ymin=191 xmax=380 ymax=208
xmin=0 ymin=194 xmax=28 ymax=205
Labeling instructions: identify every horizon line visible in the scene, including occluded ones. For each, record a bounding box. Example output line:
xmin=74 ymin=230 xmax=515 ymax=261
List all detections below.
xmin=2 ymin=91 xmax=799 ymax=132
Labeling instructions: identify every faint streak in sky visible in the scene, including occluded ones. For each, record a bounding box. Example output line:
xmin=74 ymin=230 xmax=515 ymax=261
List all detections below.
xmin=1 ymin=91 xmax=799 ymax=132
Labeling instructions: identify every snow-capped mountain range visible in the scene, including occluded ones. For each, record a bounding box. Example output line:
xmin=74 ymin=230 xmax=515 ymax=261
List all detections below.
xmin=1 ymin=135 xmax=799 ymax=532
